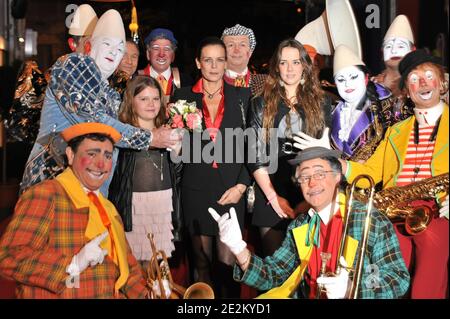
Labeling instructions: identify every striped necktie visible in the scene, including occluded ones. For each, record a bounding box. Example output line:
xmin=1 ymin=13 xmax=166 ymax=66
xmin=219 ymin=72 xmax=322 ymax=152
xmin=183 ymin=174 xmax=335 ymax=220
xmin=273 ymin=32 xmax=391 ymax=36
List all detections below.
xmin=306 ymin=212 xmax=321 ymax=247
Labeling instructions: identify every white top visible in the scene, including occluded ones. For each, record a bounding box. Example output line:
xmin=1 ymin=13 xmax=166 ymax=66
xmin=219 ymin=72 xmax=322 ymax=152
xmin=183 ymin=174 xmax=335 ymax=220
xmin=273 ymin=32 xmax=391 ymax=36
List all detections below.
xmin=150 ymin=66 xmax=172 ymax=81
xmin=225 ymin=67 xmax=248 ymax=79
xmin=338 ymin=101 xmax=364 ymax=142
xmin=414 ymin=101 xmax=444 ymax=126
xmin=307 ymin=196 xmax=340 ymax=226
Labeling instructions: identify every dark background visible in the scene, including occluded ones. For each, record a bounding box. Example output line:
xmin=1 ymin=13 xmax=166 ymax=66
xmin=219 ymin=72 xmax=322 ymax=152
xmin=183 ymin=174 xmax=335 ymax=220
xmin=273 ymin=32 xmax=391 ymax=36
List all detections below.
xmin=19 ymin=0 xmax=450 ymax=77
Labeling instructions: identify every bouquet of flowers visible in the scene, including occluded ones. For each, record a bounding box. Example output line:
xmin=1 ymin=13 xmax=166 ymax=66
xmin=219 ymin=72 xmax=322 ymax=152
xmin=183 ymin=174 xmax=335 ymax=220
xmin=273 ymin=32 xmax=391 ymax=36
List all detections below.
xmin=167 ymin=100 xmax=203 ymax=132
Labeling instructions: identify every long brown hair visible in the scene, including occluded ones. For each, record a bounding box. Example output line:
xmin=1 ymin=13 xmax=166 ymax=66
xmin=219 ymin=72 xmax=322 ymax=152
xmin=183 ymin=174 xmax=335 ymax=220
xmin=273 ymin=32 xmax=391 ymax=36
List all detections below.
xmin=119 ymin=75 xmax=166 ymax=128
xmin=262 ymin=39 xmax=325 ymax=140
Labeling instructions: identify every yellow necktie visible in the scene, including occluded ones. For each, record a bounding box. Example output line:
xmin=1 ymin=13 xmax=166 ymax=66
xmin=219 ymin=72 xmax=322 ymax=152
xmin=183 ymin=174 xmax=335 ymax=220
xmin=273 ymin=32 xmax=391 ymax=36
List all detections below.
xmin=157 ymin=74 xmax=168 ymax=93
xmin=234 ymin=75 xmax=246 ymax=87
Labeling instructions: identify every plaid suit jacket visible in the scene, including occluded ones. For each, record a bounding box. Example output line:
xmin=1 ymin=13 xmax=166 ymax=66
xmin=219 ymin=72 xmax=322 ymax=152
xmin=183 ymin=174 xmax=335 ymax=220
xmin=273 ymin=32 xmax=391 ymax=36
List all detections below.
xmin=234 ymin=200 xmax=410 ymax=299
xmin=0 ymin=179 xmax=147 ymax=299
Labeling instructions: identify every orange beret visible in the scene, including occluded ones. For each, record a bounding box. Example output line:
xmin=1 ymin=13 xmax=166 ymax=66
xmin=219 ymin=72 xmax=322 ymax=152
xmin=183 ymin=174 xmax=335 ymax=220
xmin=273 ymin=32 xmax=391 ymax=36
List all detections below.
xmin=61 ymin=122 xmax=121 ymax=143
xmin=303 ymin=44 xmax=317 ymax=61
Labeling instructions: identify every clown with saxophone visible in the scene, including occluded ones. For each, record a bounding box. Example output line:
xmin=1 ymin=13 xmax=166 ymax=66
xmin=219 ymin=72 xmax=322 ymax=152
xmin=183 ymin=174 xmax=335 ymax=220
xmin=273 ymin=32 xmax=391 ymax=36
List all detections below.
xmin=340 ymin=50 xmax=449 ymax=299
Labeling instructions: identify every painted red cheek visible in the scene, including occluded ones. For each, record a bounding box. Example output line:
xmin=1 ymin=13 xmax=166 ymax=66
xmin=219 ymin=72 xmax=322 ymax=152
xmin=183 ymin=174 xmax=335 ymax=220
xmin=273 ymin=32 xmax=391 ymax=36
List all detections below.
xmin=409 ymin=83 xmax=419 ymax=93
xmin=431 ymin=79 xmax=437 ymax=88
xmin=80 ymin=157 xmax=92 ymax=168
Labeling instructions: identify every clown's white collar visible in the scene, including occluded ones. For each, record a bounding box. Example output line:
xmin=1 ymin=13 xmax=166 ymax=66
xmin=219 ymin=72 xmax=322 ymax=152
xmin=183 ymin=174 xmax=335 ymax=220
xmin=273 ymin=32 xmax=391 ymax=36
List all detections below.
xmin=150 ymin=66 xmax=172 ymax=81
xmin=225 ymin=67 xmax=248 ymax=79
xmin=307 ymin=196 xmax=340 ymax=226
xmin=414 ymin=101 xmax=444 ymax=126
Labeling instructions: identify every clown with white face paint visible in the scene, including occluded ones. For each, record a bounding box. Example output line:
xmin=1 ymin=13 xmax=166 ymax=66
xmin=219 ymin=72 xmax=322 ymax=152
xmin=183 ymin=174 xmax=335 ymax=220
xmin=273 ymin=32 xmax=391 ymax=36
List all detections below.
xmin=333 ymin=65 xmax=367 ymax=144
xmin=331 ymin=45 xmax=397 ymax=161
xmin=21 ymin=9 xmax=181 ymax=196
xmin=88 ymin=10 xmax=125 ymax=80
xmin=341 ymin=49 xmax=449 ymax=299
xmin=89 ymin=37 xmax=125 ymax=80
xmin=383 ymin=37 xmax=412 ymax=63
xmin=373 ymin=15 xmax=415 ymax=102
xmin=294 ymin=45 xmax=396 ymax=162
xmin=334 ymin=66 xmax=366 ymax=106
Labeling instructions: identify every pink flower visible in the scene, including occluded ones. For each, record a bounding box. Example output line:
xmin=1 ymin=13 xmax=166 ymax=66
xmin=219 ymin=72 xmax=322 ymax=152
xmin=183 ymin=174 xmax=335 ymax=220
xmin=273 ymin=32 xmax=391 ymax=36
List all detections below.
xmin=172 ymin=114 xmax=184 ymax=128
xmin=186 ymin=113 xmax=202 ymax=130
xmin=166 ymin=103 xmax=174 ymax=117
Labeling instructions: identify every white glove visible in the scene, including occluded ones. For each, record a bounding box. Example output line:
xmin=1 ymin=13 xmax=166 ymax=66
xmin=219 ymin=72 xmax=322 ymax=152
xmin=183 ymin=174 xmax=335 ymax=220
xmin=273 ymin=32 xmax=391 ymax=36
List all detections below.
xmin=439 ymin=195 xmax=449 ymax=219
xmin=66 ymin=231 xmax=109 ymax=276
xmin=293 ymin=127 xmax=331 ymax=150
xmin=151 ymin=279 xmax=172 ymax=299
xmin=316 ymin=256 xmax=350 ymax=299
xmin=208 ymin=207 xmax=246 ymax=255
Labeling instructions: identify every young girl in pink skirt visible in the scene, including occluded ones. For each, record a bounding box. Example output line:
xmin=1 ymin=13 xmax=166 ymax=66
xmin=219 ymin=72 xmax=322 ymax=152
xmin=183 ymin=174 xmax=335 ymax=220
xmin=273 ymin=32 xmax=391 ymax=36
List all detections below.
xmin=109 ymin=75 xmax=182 ymax=268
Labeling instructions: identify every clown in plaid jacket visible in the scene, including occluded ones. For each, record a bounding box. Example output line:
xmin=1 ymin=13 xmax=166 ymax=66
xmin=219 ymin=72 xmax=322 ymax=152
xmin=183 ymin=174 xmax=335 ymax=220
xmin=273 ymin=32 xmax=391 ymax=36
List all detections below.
xmin=0 ymin=168 xmax=148 ymax=298
xmin=20 ymin=53 xmax=153 ymax=195
xmin=233 ymin=194 xmax=410 ymax=299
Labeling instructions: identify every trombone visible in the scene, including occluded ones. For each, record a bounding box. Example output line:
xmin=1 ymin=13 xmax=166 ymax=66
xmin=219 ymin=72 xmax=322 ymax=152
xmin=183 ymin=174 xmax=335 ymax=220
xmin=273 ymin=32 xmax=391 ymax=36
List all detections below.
xmin=316 ymin=174 xmax=375 ymax=299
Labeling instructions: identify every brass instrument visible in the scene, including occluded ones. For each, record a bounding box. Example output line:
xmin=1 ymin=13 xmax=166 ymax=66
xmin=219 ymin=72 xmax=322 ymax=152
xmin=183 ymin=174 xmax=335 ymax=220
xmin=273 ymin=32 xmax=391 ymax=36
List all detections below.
xmin=355 ymin=173 xmax=449 ymax=235
xmin=146 ymin=233 xmax=215 ymax=299
xmin=316 ymin=252 xmax=331 ymax=299
xmin=346 ymin=175 xmax=376 ymax=298
xmin=316 ymin=174 xmax=375 ymax=299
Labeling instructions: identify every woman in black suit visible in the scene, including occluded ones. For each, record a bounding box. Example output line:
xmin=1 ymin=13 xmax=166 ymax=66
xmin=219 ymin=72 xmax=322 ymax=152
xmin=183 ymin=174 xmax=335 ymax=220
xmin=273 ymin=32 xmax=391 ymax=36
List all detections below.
xmin=171 ymin=37 xmax=251 ymax=298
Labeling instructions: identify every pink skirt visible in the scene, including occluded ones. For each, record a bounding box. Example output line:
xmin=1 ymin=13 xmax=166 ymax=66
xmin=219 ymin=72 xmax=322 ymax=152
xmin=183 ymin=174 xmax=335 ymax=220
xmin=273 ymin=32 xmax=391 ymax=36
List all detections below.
xmin=126 ymin=189 xmax=175 ymax=260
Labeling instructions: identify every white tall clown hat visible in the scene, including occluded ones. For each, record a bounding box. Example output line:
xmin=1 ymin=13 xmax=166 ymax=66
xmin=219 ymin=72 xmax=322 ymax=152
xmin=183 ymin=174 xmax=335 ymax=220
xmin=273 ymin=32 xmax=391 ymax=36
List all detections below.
xmin=91 ymin=9 xmax=125 ymax=43
xmin=384 ymin=14 xmax=414 ymax=44
xmin=333 ymin=45 xmax=365 ymax=76
xmin=295 ymin=0 xmax=362 ymax=59
xmin=68 ymin=4 xmax=98 ymax=36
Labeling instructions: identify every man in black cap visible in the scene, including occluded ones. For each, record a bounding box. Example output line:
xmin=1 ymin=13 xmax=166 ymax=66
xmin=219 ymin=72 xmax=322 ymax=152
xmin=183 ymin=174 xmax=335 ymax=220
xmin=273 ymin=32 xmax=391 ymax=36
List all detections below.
xmin=341 ymin=49 xmax=449 ymax=299
xmin=209 ymin=146 xmax=409 ymax=298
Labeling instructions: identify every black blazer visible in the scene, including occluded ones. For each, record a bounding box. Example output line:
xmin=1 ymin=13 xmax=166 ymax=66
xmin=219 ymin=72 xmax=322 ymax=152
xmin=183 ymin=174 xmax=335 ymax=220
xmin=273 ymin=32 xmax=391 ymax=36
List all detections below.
xmin=171 ymin=82 xmax=251 ymax=192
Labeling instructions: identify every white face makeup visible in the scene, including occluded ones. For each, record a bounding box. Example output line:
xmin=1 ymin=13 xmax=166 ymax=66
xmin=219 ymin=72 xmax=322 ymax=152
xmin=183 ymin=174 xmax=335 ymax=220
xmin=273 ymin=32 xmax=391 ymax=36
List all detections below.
xmin=334 ymin=66 xmax=367 ymax=105
xmin=383 ymin=37 xmax=412 ymax=62
xmin=90 ymin=36 xmax=125 ymax=79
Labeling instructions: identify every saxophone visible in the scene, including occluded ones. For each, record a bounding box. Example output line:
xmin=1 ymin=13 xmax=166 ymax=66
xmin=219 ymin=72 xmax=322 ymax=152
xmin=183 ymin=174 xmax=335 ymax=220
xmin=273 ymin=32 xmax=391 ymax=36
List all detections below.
xmin=354 ymin=173 xmax=449 ymax=235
